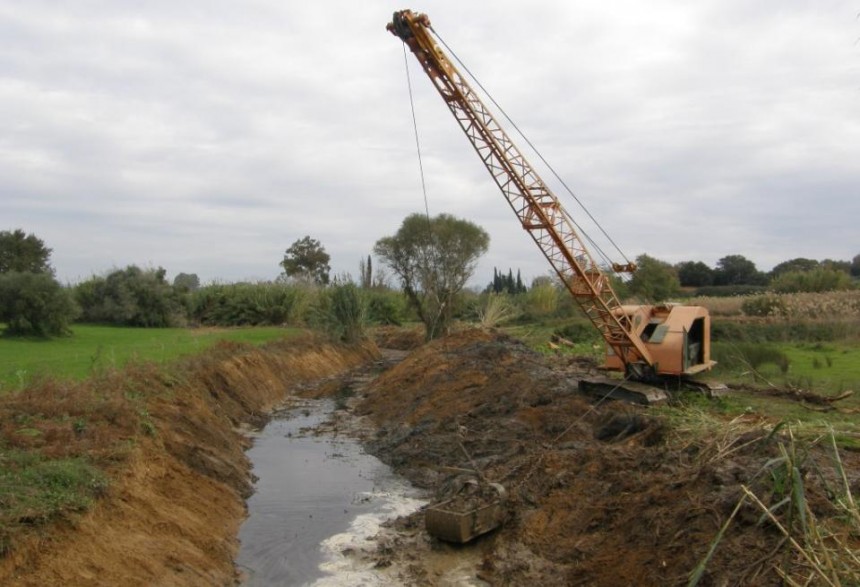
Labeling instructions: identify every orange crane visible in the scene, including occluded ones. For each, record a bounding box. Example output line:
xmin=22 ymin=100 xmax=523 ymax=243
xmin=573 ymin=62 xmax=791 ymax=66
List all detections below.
xmin=388 ymin=9 xmax=715 ymax=382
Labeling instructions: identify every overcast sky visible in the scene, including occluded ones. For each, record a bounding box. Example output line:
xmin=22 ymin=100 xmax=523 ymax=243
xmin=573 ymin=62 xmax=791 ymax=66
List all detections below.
xmin=2 ymin=1 xmax=858 ymax=287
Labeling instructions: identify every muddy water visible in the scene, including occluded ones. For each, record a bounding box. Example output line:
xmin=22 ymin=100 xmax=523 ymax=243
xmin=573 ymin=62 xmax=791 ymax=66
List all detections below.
xmin=236 ymin=400 xmax=424 ymax=586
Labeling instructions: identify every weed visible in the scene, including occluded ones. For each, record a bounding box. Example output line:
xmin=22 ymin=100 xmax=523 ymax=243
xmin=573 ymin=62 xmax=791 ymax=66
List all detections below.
xmin=689 ymin=428 xmax=860 ymax=585
xmin=312 ymin=283 xmax=369 ymax=343
xmin=138 ymin=408 xmax=156 ymax=436
xmin=73 ymin=418 xmax=87 ymax=435
xmin=477 ymin=293 xmax=519 ymax=328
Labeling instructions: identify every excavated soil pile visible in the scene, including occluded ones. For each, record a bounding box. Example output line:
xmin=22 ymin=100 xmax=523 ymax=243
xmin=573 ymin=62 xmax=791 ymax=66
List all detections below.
xmin=0 ymin=334 xmax=378 ymax=587
xmin=372 ymin=325 xmax=426 ymax=351
xmin=356 ymin=328 xmax=860 ymax=586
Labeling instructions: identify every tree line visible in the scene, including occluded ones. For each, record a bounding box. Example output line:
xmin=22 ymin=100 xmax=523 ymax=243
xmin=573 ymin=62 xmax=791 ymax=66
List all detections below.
xmin=626 ymin=253 xmax=859 ymax=302
xmin=1 ymin=224 xmax=857 ymax=340
xmin=0 ymin=215 xmax=489 ymax=341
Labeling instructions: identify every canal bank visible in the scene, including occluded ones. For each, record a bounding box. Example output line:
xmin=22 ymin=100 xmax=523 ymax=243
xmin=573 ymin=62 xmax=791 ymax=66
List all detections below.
xmin=0 ymin=335 xmax=379 ymax=586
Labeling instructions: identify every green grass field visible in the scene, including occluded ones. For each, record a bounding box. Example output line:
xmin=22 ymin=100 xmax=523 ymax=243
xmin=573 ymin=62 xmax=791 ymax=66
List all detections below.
xmin=0 ymin=324 xmax=302 ymax=392
xmin=506 ymin=320 xmax=860 ymax=445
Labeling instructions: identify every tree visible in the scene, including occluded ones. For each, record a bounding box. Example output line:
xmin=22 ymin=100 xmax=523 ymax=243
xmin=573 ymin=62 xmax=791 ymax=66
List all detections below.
xmin=281 ymin=236 xmax=331 ymax=285
xmin=487 ymin=267 xmax=527 ymax=294
xmin=676 ymin=261 xmax=714 ymax=287
xmin=769 ymin=258 xmax=819 ymax=278
xmin=359 ymin=255 xmax=373 ymax=289
xmin=852 ymin=254 xmax=860 ymax=278
xmin=627 ymin=254 xmax=681 ymax=301
xmin=771 ymin=268 xmax=854 ymax=293
xmin=713 ymin=254 xmax=766 ymax=286
xmin=0 ymin=229 xmax=53 ymax=274
xmin=0 ymin=271 xmax=79 ymax=336
xmin=374 ymin=213 xmax=489 ymax=340
xmin=173 ymin=272 xmax=200 ymax=292
xmin=525 ymin=275 xmax=558 ymax=317
xmin=820 ymin=258 xmax=850 ymax=274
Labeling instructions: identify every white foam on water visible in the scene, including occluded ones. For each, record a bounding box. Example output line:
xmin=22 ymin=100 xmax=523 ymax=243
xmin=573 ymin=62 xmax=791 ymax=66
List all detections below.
xmin=308 ymin=485 xmax=425 ymax=587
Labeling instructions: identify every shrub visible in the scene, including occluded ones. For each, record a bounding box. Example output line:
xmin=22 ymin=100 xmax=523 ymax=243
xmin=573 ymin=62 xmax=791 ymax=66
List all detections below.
xmin=771 ymin=268 xmax=854 ymax=293
xmin=75 ymin=266 xmax=184 ymax=327
xmin=312 ymin=283 xmax=368 ymax=342
xmin=554 ymin=321 xmax=601 ymax=343
xmin=524 ymin=279 xmax=559 ymax=318
xmin=477 ymin=293 xmax=520 ymax=327
xmin=189 ymin=282 xmax=312 ymax=326
xmin=366 ymin=289 xmax=408 ymax=325
xmin=741 ymin=294 xmax=787 ymax=317
xmin=712 ymin=342 xmax=790 ymax=373
xmin=0 ymin=271 xmax=80 ymax=337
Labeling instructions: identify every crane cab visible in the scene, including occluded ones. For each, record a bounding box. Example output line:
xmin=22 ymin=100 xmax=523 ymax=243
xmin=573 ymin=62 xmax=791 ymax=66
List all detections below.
xmin=606 ymin=304 xmax=716 ymax=377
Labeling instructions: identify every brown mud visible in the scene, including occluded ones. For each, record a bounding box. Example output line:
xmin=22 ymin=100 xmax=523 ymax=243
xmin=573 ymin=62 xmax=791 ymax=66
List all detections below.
xmin=0 ymin=334 xmax=378 ymax=586
xmin=341 ymin=328 xmax=860 ymax=586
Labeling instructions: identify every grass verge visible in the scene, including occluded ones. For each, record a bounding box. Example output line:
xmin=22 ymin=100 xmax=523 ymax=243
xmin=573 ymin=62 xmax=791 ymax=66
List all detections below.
xmin=0 ymin=324 xmax=300 ymax=392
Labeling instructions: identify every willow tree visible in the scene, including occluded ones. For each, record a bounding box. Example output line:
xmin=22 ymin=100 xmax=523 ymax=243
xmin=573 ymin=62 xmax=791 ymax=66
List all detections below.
xmin=374 ymin=213 xmax=489 ymax=340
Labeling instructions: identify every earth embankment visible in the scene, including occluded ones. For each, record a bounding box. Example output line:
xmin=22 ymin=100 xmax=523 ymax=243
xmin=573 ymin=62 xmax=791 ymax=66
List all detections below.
xmin=353 ymin=328 xmax=860 ymax=586
xmin=0 ymin=334 xmax=378 ymax=586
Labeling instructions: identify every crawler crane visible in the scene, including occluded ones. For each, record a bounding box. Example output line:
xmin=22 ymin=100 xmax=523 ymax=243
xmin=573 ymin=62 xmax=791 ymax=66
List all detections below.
xmin=388 ymin=10 xmax=716 ymax=391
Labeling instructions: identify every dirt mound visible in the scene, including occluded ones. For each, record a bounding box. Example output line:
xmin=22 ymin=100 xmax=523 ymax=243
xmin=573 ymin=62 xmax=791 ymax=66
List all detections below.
xmin=0 ymin=334 xmax=378 ymax=586
xmin=354 ymin=328 xmax=860 ymax=586
xmin=371 ymin=324 xmax=426 ymax=350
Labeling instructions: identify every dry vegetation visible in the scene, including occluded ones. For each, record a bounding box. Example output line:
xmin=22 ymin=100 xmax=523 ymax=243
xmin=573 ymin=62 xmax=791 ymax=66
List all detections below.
xmin=690 ymin=290 xmax=860 ymax=321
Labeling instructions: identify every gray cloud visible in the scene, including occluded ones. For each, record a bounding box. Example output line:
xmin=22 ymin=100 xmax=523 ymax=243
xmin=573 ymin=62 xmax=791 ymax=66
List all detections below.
xmin=1 ymin=0 xmax=858 ymax=288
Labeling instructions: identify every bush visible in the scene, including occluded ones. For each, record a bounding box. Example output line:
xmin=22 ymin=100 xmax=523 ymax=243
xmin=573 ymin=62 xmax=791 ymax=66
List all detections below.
xmin=771 ymin=268 xmax=854 ymax=293
xmin=477 ymin=293 xmax=520 ymax=327
xmin=366 ymin=289 xmax=409 ymax=325
xmin=189 ymin=282 xmax=312 ymax=326
xmin=523 ymin=280 xmax=558 ymax=319
xmin=75 ymin=266 xmax=184 ymax=327
xmin=554 ymin=321 xmax=601 ymax=343
xmin=712 ymin=342 xmax=790 ymax=373
xmin=741 ymin=294 xmax=786 ymax=317
xmin=312 ymin=283 xmax=368 ymax=342
xmin=0 ymin=271 xmax=80 ymax=337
